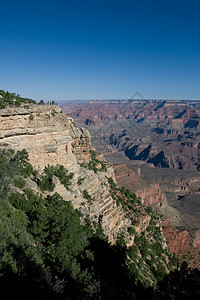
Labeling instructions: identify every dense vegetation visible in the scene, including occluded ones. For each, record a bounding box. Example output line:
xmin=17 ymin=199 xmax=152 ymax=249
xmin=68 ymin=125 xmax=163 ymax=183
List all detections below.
xmin=0 ymin=90 xmax=36 ymax=109
xmin=0 ymin=147 xmax=200 ymax=299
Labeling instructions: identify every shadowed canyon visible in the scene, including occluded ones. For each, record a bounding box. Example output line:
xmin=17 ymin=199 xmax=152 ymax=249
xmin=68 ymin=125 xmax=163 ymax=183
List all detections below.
xmin=60 ymin=99 xmax=200 ymax=268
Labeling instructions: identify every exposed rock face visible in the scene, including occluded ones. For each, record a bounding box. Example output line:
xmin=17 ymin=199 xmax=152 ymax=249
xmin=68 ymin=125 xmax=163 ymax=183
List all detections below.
xmin=113 ymin=163 xmax=200 ymax=269
xmin=0 ymin=105 xmax=91 ymax=172
xmin=6 ymin=104 xmax=200 ymax=285
xmin=0 ymin=105 xmax=131 ymax=244
xmin=49 ymin=163 xmax=132 ymax=243
xmin=59 ymin=99 xmax=200 ymax=268
xmin=162 ymin=219 xmax=200 ymax=269
xmin=114 ymin=164 xmax=167 ymax=208
xmin=193 ymin=230 xmax=200 ymax=249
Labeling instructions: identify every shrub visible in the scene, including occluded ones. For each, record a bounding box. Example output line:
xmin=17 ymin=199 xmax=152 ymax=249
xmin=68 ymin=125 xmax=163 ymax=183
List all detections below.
xmin=77 ymin=177 xmax=84 ymax=185
xmin=38 ymin=99 xmax=44 ymax=105
xmin=82 ymin=189 xmax=92 ymax=201
xmin=39 ymin=175 xmax=55 ymax=192
xmin=128 ymin=226 xmax=135 ymax=236
xmin=0 ymin=89 xmax=36 ymax=109
xmin=127 ymin=245 xmax=138 ymax=259
xmin=14 ymin=177 xmax=26 ymax=189
xmin=13 ymin=149 xmax=34 ymax=177
xmin=152 ymin=241 xmax=163 ymax=257
xmin=50 ymin=164 xmax=74 ymax=190
xmin=81 ymin=150 xmax=107 ymax=173
xmin=116 ymin=233 xmax=126 ymax=248
xmin=38 ymin=164 xmax=73 ymax=192
xmin=0 ymin=148 xmax=33 ymax=197
xmin=107 ymin=177 xmax=117 ymax=190
xmin=29 ymin=113 xmax=34 ymax=121
xmin=146 ymin=206 xmax=153 ymax=214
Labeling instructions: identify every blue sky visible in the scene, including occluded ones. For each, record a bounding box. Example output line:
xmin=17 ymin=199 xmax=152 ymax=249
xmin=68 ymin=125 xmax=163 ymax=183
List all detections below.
xmin=0 ymin=0 xmax=200 ymax=101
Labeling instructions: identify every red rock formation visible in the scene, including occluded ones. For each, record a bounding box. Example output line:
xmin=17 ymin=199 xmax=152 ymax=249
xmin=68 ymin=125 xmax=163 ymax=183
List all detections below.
xmin=193 ymin=230 xmax=200 ymax=250
xmin=60 ymin=100 xmax=200 ymax=269
xmin=162 ymin=219 xmax=200 ymax=269
xmin=60 ymin=99 xmax=200 ymax=171
xmin=113 ymin=164 xmax=200 ymax=269
xmin=114 ymin=164 xmax=166 ymax=208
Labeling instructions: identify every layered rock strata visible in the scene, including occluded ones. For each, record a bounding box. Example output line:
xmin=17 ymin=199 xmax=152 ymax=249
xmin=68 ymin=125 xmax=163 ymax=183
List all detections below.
xmin=60 ymin=99 xmax=200 ymax=171
xmin=0 ymin=105 xmax=90 ymax=172
xmin=0 ymin=105 xmax=131 ymax=243
xmin=113 ymin=164 xmax=200 ymax=268
xmin=114 ymin=164 xmax=167 ymax=209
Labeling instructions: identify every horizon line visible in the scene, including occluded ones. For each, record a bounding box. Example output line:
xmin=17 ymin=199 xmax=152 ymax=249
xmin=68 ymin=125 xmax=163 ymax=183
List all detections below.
xmin=56 ymin=98 xmax=200 ymax=102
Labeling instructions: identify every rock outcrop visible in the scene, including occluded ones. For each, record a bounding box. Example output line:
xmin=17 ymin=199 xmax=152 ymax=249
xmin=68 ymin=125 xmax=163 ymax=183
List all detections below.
xmin=0 ymin=105 xmax=131 ymax=244
xmin=0 ymin=105 xmax=90 ymax=172
xmin=114 ymin=164 xmax=167 ymax=208
xmin=162 ymin=219 xmax=200 ymax=269
xmin=60 ymin=98 xmax=200 ymax=268
xmin=2 ymin=104 xmax=192 ymax=285
xmin=113 ymin=163 xmax=200 ymax=269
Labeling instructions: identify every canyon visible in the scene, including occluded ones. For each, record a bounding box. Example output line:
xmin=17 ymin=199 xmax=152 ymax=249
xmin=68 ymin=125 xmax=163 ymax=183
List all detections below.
xmin=0 ymin=103 xmax=177 ymax=286
xmin=59 ymin=99 xmax=200 ymax=171
xmin=59 ymin=99 xmax=200 ymax=268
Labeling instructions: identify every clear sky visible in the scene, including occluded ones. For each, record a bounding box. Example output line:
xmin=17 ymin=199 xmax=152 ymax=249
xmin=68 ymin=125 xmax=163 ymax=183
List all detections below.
xmin=0 ymin=0 xmax=200 ymax=101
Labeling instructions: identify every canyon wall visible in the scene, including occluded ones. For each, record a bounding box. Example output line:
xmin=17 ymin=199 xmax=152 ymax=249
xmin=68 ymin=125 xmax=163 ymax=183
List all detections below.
xmin=60 ymin=99 xmax=200 ymax=172
xmin=114 ymin=164 xmax=167 ymax=208
xmin=0 ymin=105 xmax=90 ymax=172
xmin=113 ymin=164 xmax=200 ymax=268
xmin=1 ymin=104 xmax=199 ymax=274
xmin=0 ymin=105 xmax=132 ymax=244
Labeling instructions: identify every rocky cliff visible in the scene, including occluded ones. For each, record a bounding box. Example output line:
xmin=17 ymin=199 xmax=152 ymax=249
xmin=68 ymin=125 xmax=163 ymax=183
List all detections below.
xmin=114 ymin=164 xmax=167 ymax=208
xmin=0 ymin=104 xmax=174 ymax=286
xmin=113 ymin=164 xmax=200 ymax=269
xmin=58 ymin=99 xmax=200 ymax=269
xmin=0 ymin=105 xmax=131 ymax=243
xmin=162 ymin=219 xmax=200 ymax=269
xmin=0 ymin=105 xmax=90 ymax=171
